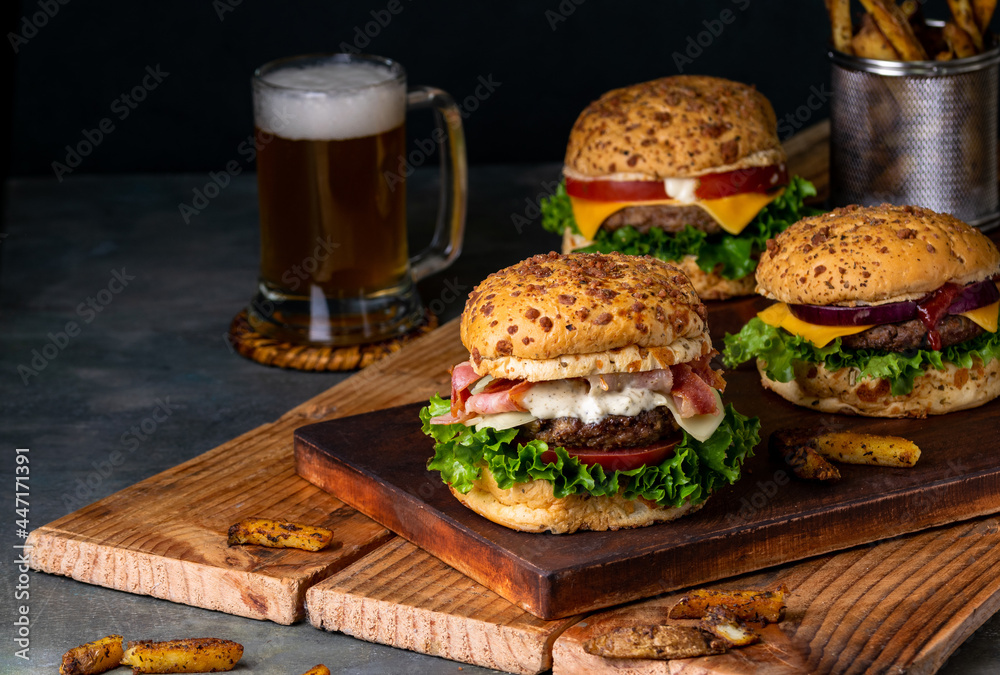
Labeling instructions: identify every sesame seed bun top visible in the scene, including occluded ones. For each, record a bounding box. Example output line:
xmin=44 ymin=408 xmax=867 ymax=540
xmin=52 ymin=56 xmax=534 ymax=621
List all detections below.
xmin=460 ymin=252 xmax=710 ymax=380
xmin=563 ymin=75 xmax=786 ymax=180
xmin=755 ymin=204 xmax=1000 ymax=306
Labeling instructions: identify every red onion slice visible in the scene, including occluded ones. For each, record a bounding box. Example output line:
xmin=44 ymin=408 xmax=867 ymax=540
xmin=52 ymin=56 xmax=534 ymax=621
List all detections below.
xmin=788 ymin=301 xmax=917 ymax=326
xmin=946 ymin=279 xmax=1000 ymax=314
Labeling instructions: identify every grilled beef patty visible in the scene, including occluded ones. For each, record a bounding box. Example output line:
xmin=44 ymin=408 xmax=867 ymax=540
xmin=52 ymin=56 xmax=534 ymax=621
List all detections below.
xmin=518 ymin=406 xmax=678 ymax=450
xmin=601 ymin=204 xmax=722 ymax=235
xmin=840 ymin=315 xmax=984 ymax=352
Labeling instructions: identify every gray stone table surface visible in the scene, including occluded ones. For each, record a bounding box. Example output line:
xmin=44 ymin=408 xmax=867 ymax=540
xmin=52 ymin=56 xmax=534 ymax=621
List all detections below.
xmin=2 ymin=168 xmax=999 ymax=674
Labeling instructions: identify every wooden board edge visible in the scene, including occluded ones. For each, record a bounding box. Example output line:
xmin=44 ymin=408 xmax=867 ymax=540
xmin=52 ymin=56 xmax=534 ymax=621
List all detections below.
xmin=26 ymin=526 xmax=390 ymax=625
xmin=305 ymin=582 xmax=575 ymax=675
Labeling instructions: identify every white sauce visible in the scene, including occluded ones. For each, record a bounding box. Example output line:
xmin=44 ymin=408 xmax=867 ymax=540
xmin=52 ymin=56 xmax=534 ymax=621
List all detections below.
xmin=470 ymin=376 xmax=725 ymax=442
xmin=520 ymin=379 xmax=669 ymax=424
xmin=663 ymin=177 xmax=699 ymax=204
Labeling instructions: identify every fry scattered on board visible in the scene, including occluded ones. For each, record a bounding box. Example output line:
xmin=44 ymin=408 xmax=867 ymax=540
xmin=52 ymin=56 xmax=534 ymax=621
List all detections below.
xmin=669 ymin=587 xmax=787 ymax=623
xmin=60 ymin=635 xmax=124 ymax=675
xmin=299 ymin=666 xmax=331 ymax=675
xmin=119 ymin=638 xmax=243 ymax=673
xmin=583 ymin=625 xmax=727 ymax=660
xmin=227 ymin=517 xmax=334 ymax=551
xmin=699 ymin=607 xmax=761 ymax=647
xmin=815 ymin=432 xmax=921 ymax=467
xmin=770 ymin=429 xmax=842 ymax=481
xmin=826 ymin=0 xmax=996 ymax=60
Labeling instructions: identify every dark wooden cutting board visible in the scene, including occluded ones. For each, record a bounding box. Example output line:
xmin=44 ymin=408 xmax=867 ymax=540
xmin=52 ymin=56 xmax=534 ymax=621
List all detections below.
xmin=295 ymin=292 xmax=1000 ymax=620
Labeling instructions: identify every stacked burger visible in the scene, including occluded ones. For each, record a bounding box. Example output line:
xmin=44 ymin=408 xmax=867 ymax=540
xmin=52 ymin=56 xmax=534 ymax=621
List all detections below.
xmin=542 ymin=75 xmax=818 ymax=300
xmin=724 ymin=204 xmax=1000 ymax=417
xmin=421 ymin=252 xmax=759 ymax=534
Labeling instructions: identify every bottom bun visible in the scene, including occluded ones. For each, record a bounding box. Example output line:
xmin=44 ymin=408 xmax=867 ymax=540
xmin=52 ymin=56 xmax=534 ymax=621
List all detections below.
xmin=561 ymin=231 xmax=754 ymax=300
xmin=758 ymin=356 xmax=1000 ymax=418
xmin=450 ymin=465 xmax=704 ymax=534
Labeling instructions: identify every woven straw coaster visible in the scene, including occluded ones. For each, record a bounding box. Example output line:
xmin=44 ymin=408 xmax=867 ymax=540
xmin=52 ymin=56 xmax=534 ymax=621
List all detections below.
xmin=227 ymin=309 xmax=438 ymax=371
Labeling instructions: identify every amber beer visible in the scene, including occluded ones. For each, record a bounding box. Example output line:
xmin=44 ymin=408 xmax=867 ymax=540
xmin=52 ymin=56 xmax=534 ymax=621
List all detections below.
xmin=251 ymin=55 xmax=419 ymax=345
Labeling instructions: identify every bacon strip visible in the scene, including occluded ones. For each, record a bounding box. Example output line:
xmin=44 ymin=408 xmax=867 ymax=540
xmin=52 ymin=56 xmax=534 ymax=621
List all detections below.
xmin=466 ymin=379 xmax=533 ymax=415
xmin=671 ymin=363 xmax=720 ymax=417
xmin=450 ymin=361 xmax=480 ymax=417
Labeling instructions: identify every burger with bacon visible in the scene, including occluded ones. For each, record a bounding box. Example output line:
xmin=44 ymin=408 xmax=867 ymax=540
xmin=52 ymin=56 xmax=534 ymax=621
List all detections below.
xmin=419 ymin=252 xmax=760 ymax=534
xmin=541 ymin=75 xmax=818 ymax=300
xmin=723 ymin=204 xmax=1000 ymax=417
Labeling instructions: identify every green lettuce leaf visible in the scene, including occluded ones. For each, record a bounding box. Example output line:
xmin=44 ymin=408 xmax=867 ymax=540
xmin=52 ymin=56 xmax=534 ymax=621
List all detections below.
xmin=723 ymin=316 xmax=1000 ymax=396
xmin=420 ymin=395 xmax=760 ymax=508
xmin=539 ymin=175 xmax=819 ymax=280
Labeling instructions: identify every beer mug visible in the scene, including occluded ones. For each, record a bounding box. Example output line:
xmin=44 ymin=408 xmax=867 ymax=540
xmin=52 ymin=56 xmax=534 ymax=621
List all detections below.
xmin=248 ymin=53 xmax=466 ymax=346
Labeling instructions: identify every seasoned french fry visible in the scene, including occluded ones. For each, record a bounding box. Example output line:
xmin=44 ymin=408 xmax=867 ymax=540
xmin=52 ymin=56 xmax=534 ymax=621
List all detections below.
xmin=826 ymin=0 xmax=854 ymax=54
xmin=974 ymin=0 xmax=997 ymax=31
xmin=583 ymin=625 xmax=727 ymax=660
xmin=60 ymin=635 xmax=124 ymax=675
xmin=944 ymin=21 xmax=979 ymax=57
xmin=949 ymin=0 xmax=985 ymax=50
xmin=699 ymin=607 xmax=761 ymax=647
xmin=669 ymin=587 xmax=787 ymax=623
xmin=937 ymin=48 xmax=957 ymax=60
xmin=859 ymin=0 xmax=929 ymax=59
xmin=813 ymin=432 xmax=921 ymax=467
xmin=770 ymin=430 xmax=842 ymax=482
xmin=120 ymin=638 xmax=243 ymax=673
xmin=299 ymin=667 xmax=331 ymax=675
xmin=852 ymin=13 xmax=903 ymax=59
xmin=227 ymin=517 xmax=334 ymax=551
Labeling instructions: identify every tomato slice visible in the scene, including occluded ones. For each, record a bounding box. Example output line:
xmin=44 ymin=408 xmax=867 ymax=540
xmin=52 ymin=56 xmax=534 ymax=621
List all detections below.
xmin=695 ymin=164 xmax=788 ymax=199
xmin=564 ymin=176 xmax=668 ymax=202
xmin=540 ymin=438 xmax=680 ymax=472
xmin=564 ymin=164 xmax=787 ymax=203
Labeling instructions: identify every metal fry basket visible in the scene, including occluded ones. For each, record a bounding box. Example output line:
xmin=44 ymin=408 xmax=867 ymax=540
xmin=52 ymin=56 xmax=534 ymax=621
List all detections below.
xmin=829 ymin=36 xmax=1000 ymax=230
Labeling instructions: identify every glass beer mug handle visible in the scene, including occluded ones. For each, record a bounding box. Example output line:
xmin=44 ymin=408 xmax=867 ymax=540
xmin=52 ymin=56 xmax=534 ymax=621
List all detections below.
xmin=405 ymin=86 xmax=467 ymax=282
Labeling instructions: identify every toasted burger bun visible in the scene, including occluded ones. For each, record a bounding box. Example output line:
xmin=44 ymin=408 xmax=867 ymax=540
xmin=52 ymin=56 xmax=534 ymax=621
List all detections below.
xmin=759 ymin=357 xmax=1000 ymax=418
xmin=561 ymin=231 xmax=755 ymax=301
xmin=451 ymin=466 xmax=703 ymax=534
xmin=462 ymin=251 xmax=712 ymax=381
xmin=564 ymin=75 xmax=785 ymax=179
xmin=756 ymin=204 xmax=1000 ymax=306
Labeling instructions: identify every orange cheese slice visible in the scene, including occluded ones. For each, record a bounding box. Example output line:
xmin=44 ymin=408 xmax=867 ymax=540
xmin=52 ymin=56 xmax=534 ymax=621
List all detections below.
xmin=958 ymin=300 xmax=999 ymax=332
xmin=568 ymin=190 xmax=782 ymax=240
xmin=757 ymin=303 xmax=872 ymax=348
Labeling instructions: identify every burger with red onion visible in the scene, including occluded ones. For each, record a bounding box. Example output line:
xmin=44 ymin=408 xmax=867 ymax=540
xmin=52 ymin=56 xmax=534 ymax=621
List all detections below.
xmin=541 ymin=75 xmax=819 ymax=300
xmin=419 ymin=252 xmax=759 ymax=533
xmin=723 ymin=204 xmax=1000 ymax=417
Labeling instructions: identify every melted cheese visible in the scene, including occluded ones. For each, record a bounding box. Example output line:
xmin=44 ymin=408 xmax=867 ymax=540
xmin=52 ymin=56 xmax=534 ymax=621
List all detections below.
xmin=757 ymin=303 xmax=872 ymax=348
xmin=958 ymin=300 xmax=999 ymax=333
xmin=568 ymin=190 xmax=782 ymax=240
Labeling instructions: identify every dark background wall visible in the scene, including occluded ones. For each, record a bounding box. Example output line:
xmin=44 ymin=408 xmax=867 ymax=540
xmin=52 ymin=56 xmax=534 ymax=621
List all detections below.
xmin=5 ymin=0 xmax=993 ymax=176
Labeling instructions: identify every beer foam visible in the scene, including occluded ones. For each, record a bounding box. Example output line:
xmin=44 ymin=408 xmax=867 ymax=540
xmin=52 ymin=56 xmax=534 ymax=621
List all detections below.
xmin=255 ymin=62 xmax=405 ymax=140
